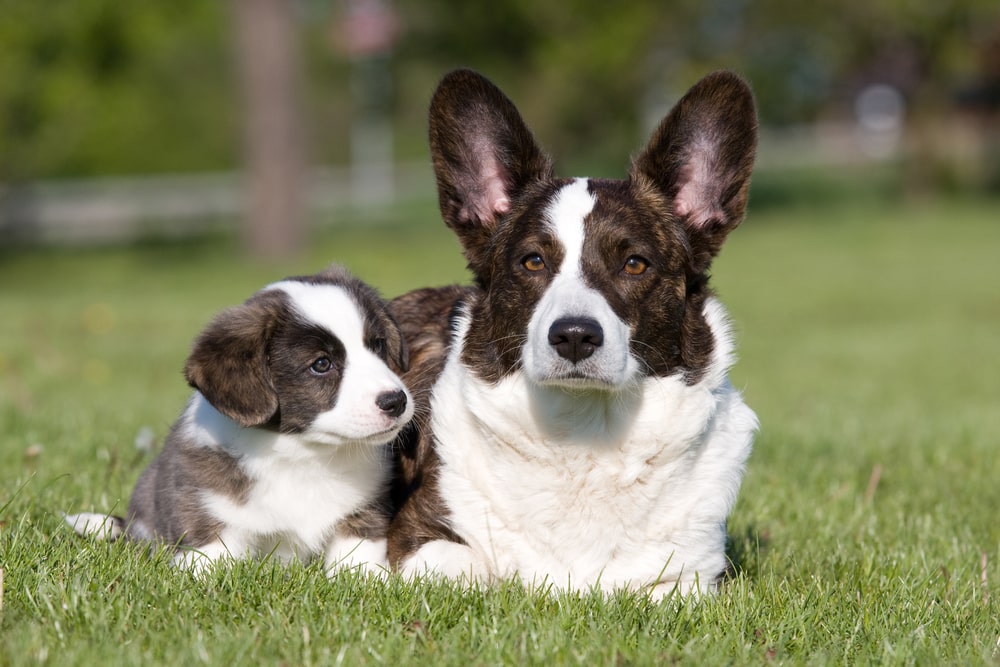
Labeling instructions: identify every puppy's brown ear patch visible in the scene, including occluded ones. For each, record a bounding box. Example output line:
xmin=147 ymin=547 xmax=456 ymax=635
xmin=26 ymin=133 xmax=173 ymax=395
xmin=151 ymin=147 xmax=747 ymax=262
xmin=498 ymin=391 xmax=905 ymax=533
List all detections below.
xmin=184 ymin=291 xmax=288 ymax=427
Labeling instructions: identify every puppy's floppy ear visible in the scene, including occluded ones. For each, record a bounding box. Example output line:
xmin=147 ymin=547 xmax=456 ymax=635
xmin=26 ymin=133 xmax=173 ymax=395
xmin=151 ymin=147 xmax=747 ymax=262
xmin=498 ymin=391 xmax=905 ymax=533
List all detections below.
xmin=184 ymin=291 xmax=287 ymax=428
xmin=631 ymin=71 xmax=757 ymax=273
xmin=429 ymin=69 xmax=553 ymax=272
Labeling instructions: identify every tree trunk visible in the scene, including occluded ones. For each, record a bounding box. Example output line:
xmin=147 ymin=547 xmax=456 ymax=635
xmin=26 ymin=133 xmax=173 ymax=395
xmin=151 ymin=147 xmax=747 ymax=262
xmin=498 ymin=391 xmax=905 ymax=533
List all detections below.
xmin=231 ymin=0 xmax=305 ymax=259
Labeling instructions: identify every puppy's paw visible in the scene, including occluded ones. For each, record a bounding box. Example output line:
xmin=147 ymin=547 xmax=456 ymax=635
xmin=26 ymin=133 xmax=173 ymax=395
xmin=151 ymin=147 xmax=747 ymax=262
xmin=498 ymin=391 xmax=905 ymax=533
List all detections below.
xmin=62 ymin=512 xmax=125 ymax=541
xmin=325 ymin=537 xmax=389 ymax=579
xmin=172 ymin=540 xmax=235 ymax=573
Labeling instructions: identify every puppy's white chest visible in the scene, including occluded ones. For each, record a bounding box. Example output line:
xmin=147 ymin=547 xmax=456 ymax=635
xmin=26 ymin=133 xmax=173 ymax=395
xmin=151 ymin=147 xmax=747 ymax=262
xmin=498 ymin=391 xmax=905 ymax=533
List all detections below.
xmin=202 ymin=440 xmax=384 ymax=559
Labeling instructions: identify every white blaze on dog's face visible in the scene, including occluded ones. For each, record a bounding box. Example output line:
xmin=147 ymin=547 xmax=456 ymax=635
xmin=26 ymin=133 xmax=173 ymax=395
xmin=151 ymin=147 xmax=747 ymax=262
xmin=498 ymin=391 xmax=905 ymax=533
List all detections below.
xmin=521 ymin=179 xmax=638 ymax=389
xmin=184 ymin=267 xmax=413 ymax=448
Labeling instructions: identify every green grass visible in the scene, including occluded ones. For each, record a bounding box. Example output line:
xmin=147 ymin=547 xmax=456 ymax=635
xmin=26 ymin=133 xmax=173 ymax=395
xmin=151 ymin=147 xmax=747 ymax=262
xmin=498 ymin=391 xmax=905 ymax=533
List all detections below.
xmin=2 ymin=196 xmax=999 ymax=665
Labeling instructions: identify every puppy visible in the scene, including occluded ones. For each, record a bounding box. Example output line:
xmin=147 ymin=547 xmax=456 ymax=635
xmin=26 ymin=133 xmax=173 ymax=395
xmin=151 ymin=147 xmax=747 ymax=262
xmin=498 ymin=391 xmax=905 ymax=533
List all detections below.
xmin=387 ymin=70 xmax=759 ymax=597
xmin=66 ymin=265 xmax=413 ymax=574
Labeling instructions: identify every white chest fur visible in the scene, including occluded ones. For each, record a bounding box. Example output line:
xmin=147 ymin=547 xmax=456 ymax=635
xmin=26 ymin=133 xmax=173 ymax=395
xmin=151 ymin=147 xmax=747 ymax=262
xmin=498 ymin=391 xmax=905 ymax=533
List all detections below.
xmin=418 ymin=299 xmax=757 ymax=594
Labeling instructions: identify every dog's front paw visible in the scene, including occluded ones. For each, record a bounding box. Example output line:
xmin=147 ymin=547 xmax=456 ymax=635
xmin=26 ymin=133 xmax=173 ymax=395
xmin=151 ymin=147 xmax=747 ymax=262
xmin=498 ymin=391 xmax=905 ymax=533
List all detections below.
xmin=398 ymin=539 xmax=490 ymax=584
xmin=647 ymin=573 xmax=717 ymax=600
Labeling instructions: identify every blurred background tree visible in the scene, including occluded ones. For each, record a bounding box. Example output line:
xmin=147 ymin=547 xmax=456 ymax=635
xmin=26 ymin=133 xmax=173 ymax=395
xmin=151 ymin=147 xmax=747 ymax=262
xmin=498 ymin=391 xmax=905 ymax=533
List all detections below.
xmin=232 ymin=0 xmax=306 ymax=257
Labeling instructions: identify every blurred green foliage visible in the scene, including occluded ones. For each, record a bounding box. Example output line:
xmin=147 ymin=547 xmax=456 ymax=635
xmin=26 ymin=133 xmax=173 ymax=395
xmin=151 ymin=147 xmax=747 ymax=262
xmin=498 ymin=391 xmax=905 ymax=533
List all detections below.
xmin=1 ymin=0 xmax=998 ymax=181
xmin=396 ymin=0 xmax=1000 ymax=173
xmin=0 ymin=1 xmax=235 ymax=180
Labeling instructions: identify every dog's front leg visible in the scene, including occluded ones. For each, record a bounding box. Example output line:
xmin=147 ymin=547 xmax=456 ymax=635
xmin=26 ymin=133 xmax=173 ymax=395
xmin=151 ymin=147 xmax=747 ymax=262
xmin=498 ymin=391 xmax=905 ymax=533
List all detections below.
xmin=398 ymin=539 xmax=490 ymax=584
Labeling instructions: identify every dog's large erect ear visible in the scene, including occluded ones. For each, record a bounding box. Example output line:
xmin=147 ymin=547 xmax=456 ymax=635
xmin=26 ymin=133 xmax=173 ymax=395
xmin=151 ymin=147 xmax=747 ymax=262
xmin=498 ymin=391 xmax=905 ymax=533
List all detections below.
xmin=429 ymin=69 xmax=552 ymax=267
xmin=631 ymin=71 xmax=757 ymax=271
xmin=184 ymin=292 xmax=285 ymax=428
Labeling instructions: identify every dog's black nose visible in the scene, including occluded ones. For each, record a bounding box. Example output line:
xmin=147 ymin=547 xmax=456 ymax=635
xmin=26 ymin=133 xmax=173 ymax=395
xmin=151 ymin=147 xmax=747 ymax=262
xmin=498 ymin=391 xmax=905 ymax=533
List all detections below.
xmin=376 ymin=389 xmax=408 ymax=418
xmin=548 ymin=317 xmax=604 ymax=363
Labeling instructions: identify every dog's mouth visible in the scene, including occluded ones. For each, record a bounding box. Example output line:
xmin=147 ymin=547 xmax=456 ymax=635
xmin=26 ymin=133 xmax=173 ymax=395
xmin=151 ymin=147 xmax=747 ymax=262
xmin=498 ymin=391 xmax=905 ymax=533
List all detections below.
xmin=359 ymin=424 xmax=406 ymax=444
xmin=526 ymin=348 xmax=638 ymax=390
xmin=304 ymin=420 xmax=407 ymax=448
xmin=339 ymin=422 xmax=408 ymax=447
xmin=533 ymin=370 xmax=620 ymax=391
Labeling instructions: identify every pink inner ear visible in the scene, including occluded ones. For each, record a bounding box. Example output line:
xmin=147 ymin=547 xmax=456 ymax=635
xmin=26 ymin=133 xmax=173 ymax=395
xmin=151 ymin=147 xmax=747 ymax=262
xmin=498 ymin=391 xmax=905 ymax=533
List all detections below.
xmin=674 ymin=145 xmax=724 ymax=229
xmin=458 ymin=153 xmax=511 ymax=225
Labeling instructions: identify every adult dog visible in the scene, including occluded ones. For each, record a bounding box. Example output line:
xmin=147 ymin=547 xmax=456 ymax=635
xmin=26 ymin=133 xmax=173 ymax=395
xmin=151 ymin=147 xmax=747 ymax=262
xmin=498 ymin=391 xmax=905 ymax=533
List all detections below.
xmin=388 ymin=70 xmax=758 ymax=596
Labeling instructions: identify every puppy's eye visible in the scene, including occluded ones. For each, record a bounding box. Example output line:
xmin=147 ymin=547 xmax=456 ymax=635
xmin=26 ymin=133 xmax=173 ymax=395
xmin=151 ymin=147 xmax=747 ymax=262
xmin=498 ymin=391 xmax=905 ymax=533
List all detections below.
xmin=310 ymin=357 xmax=333 ymax=375
xmin=623 ymin=256 xmax=649 ymax=276
xmin=522 ymin=253 xmax=546 ymax=272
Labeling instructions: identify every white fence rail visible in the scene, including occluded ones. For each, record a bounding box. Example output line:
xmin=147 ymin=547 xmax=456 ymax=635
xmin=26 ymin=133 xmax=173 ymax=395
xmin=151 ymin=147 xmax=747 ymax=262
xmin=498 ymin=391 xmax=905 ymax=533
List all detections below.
xmin=1 ymin=122 xmax=920 ymax=246
xmin=0 ymin=162 xmax=436 ymax=245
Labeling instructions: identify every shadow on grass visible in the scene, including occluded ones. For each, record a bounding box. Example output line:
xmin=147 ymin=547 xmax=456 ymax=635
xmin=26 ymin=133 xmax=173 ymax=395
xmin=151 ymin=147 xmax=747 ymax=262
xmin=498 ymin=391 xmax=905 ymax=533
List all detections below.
xmin=724 ymin=524 xmax=771 ymax=582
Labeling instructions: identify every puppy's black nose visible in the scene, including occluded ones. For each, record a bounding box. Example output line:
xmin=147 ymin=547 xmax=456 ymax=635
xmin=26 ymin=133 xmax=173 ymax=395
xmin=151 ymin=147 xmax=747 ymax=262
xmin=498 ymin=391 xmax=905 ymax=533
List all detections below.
xmin=548 ymin=317 xmax=604 ymax=363
xmin=376 ymin=389 xmax=408 ymax=418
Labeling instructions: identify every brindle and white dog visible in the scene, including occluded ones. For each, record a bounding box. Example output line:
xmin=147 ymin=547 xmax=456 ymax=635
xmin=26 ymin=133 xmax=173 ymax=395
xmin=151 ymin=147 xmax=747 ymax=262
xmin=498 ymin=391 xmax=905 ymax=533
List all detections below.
xmin=387 ymin=70 xmax=759 ymax=596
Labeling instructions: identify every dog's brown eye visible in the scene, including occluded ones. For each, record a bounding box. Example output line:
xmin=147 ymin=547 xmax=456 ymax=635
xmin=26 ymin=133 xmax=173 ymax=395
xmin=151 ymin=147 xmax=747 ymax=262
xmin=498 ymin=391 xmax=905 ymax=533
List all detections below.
xmin=623 ymin=256 xmax=649 ymax=276
xmin=522 ymin=253 xmax=546 ymax=272
xmin=310 ymin=357 xmax=332 ymax=374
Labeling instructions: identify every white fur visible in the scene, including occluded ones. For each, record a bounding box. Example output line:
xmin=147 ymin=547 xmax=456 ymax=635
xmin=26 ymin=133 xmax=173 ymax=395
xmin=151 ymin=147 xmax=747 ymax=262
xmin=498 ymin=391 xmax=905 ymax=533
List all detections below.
xmin=403 ymin=287 xmax=757 ymax=596
xmin=399 ymin=538 xmax=491 ymax=581
xmin=325 ymin=536 xmax=389 ymax=577
xmin=62 ymin=512 xmax=123 ymax=541
xmin=173 ymin=540 xmax=233 ymax=571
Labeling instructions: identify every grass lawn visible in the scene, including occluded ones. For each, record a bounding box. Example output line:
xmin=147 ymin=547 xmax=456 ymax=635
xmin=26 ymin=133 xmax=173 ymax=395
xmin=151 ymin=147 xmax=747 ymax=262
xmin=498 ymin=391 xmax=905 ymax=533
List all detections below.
xmin=1 ymin=194 xmax=999 ymax=665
